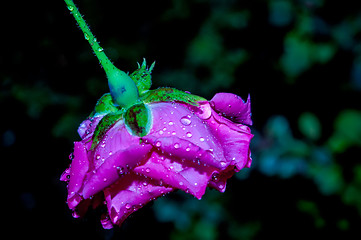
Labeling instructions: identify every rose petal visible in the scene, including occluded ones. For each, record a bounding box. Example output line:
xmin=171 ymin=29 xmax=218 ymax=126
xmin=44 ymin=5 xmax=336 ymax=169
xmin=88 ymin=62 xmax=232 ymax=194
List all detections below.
xmin=205 ymin=108 xmax=253 ymax=170
xmin=211 ymin=93 xmax=252 ymax=125
xmin=103 ymin=173 xmax=173 ymax=226
xmin=143 ymin=136 xmax=227 ymax=170
xmin=67 ymin=141 xmax=89 ymax=209
xmin=92 ymin=120 xmax=140 ymax=169
xmin=82 ymin=144 xmax=152 ymax=199
xmin=134 ymin=151 xmax=214 ymax=199
xmin=77 ymin=116 xmax=103 ymax=140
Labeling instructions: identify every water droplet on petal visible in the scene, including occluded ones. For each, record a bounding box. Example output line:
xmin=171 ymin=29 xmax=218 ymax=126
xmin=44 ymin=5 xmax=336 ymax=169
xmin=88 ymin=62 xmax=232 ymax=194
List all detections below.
xmin=180 ymin=116 xmax=192 ymax=126
xmin=103 ymin=178 xmax=107 ymax=182
xmin=125 ymin=203 xmax=131 ymax=210
xmin=96 ymin=154 xmax=101 ymax=160
xmin=174 ymin=143 xmax=180 ymax=149
xmin=186 ymin=132 xmax=192 ymax=138
xmin=186 ymin=147 xmax=191 ymax=152
xmin=179 ymin=181 xmax=184 ymax=186
xmin=199 ymin=137 xmax=205 ymax=142
xmin=168 ymin=121 xmax=174 ymax=126
xmin=156 ymin=141 xmax=162 ymax=147
xmin=212 ymin=173 xmax=220 ymax=182
xmin=145 ymin=168 xmax=150 ymax=173
xmin=109 ymin=151 xmax=112 ymax=156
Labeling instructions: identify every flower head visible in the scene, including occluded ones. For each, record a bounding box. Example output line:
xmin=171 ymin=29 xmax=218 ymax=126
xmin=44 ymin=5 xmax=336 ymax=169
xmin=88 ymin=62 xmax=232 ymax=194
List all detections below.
xmin=61 ymin=0 xmax=253 ymax=229
xmin=60 ymin=61 xmax=253 ymax=228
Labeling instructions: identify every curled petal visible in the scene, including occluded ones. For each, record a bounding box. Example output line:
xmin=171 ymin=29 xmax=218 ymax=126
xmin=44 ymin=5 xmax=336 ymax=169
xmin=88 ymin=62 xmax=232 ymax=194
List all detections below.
xmin=206 ymin=108 xmax=253 ymax=170
xmin=134 ymin=151 xmax=214 ymax=199
xmin=211 ymin=93 xmax=252 ymax=125
xmin=103 ymin=173 xmax=173 ymax=227
xmin=142 ymin=136 xmax=227 ymax=170
xmin=82 ymin=144 xmax=152 ymax=199
xmin=66 ymin=141 xmax=89 ymax=209
xmin=77 ymin=116 xmax=103 ymax=140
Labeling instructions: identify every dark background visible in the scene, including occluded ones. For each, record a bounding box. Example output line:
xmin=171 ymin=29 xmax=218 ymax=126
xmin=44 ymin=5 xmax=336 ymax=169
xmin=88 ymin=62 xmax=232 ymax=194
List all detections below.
xmin=2 ymin=0 xmax=361 ymax=239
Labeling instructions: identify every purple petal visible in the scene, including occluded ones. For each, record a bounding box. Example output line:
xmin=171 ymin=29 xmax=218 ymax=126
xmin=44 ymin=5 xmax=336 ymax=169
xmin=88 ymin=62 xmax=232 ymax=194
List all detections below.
xmin=92 ymin=121 xmax=140 ymax=169
xmin=77 ymin=116 xmax=103 ymax=140
xmin=103 ymin=173 xmax=173 ymax=227
xmin=205 ymin=108 xmax=253 ymax=170
xmin=66 ymin=141 xmax=89 ymax=210
xmin=133 ymin=151 xmax=214 ymax=199
xmin=211 ymin=93 xmax=252 ymax=125
xmin=148 ymin=102 xmax=227 ymax=166
xmin=82 ymin=144 xmax=152 ymax=199
xmin=143 ymin=136 xmax=227 ymax=170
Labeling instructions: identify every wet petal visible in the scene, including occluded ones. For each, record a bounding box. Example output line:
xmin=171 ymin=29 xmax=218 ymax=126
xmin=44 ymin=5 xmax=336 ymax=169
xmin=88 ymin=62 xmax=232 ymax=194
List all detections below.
xmin=211 ymin=93 xmax=252 ymax=125
xmin=134 ymin=151 xmax=214 ymax=199
xmin=206 ymin=109 xmax=253 ymax=170
xmin=77 ymin=116 xmax=103 ymax=140
xmin=67 ymin=141 xmax=89 ymax=209
xmin=82 ymin=144 xmax=152 ymax=199
xmin=103 ymin=173 xmax=173 ymax=226
xmin=143 ymin=136 xmax=226 ymax=170
xmin=92 ymin=121 xmax=139 ymax=169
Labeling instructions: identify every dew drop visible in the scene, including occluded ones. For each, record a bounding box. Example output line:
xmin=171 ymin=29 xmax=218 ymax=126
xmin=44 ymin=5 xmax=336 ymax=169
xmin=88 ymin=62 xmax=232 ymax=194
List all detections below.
xmin=168 ymin=121 xmax=174 ymax=126
xmin=174 ymin=143 xmax=180 ymax=149
xmin=125 ymin=203 xmax=131 ymax=210
xmin=199 ymin=137 xmax=205 ymax=142
xmin=98 ymin=47 xmax=104 ymax=52
xmin=109 ymin=151 xmax=113 ymax=156
xmin=145 ymin=167 xmax=150 ymax=173
xmin=220 ymin=161 xmax=227 ymax=167
xmin=180 ymin=116 xmax=192 ymax=126
xmin=179 ymin=181 xmax=184 ymax=186
xmin=186 ymin=132 xmax=192 ymax=138
xmin=159 ymin=130 xmax=164 ymax=135
xmin=186 ymin=147 xmax=191 ymax=152
xmin=212 ymin=173 xmax=220 ymax=182
xmin=96 ymin=154 xmax=101 ymax=160
xmin=67 ymin=5 xmax=74 ymax=11
xmin=69 ymin=153 xmax=74 ymax=160
xmin=84 ymin=33 xmax=89 ymax=40
xmin=156 ymin=141 xmax=162 ymax=147
xmin=103 ymin=178 xmax=107 ymax=182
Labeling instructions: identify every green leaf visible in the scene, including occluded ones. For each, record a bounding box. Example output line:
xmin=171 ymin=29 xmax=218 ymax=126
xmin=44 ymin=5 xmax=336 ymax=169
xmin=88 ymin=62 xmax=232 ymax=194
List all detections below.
xmin=89 ymin=93 xmax=119 ymax=117
xmin=140 ymin=87 xmax=207 ymax=106
xmin=91 ymin=111 xmax=123 ymax=150
xmin=125 ymin=102 xmax=152 ymax=137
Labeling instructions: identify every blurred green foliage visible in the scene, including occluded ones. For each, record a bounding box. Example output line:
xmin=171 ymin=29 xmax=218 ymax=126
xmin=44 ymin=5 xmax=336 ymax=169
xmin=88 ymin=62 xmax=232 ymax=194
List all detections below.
xmin=2 ymin=0 xmax=361 ymax=239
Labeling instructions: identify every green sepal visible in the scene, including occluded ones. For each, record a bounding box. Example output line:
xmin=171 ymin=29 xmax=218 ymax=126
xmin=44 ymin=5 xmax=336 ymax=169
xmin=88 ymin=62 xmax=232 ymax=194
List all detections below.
xmin=130 ymin=59 xmax=155 ymax=94
xmin=125 ymin=102 xmax=152 ymax=137
xmin=89 ymin=93 xmax=120 ymax=118
xmin=140 ymin=87 xmax=207 ymax=106
xmin=90 ymin=110 xmax=124 ymax=150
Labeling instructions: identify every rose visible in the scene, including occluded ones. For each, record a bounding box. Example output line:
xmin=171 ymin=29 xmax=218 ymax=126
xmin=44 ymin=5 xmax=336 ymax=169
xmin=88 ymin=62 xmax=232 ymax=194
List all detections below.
xmin=61 ymin=1 xmax=253 ymax=228
xmin=60 ymin=91 xmax=252 ymax=228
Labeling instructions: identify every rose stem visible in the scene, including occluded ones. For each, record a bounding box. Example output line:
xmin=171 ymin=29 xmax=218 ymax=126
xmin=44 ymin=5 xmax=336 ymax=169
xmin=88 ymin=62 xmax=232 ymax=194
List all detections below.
xmin=63 ymin=0 xmax=139 ymax=108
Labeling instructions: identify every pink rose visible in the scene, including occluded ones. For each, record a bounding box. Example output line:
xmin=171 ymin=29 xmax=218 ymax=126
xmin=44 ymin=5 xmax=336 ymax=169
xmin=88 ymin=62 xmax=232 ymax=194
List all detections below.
xmin=61 ymin=91 xmax=253 ymax=228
